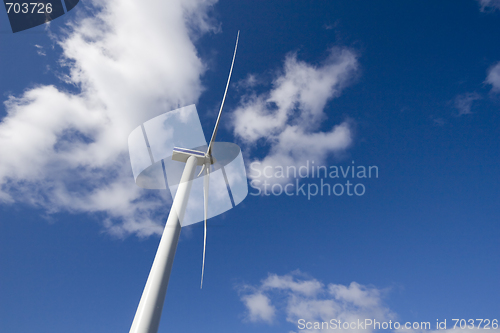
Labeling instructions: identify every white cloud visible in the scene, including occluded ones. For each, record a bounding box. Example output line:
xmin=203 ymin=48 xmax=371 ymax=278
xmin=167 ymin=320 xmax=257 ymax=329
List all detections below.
xmin=238 ymin=271 xmax=394 ymax=332
xmin=262 ymin=273 xmax=323 ymax=297
xmin=238 ymin=272 xmax=500 ymax=333
xmin=453 ymin=92 xmax=481 ymax=116
xmin=477 ymin=0 xmax=500 ymax=11
xmin=241 ymin=293 xmax=276 ymax=323
xmin=0 ymin=0 xmax=217 ymax=237
xmin=486 ymin=62 xmax=500 ymax=92
xmin=231 ymin=49 xmax=358 ymax=186
xmin=329 ymin=282 xmax=382 ymax=308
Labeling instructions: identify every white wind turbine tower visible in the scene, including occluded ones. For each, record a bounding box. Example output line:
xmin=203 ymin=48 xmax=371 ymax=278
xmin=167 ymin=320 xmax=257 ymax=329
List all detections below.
xmin=127 ymin=32 xmax=247 ymax=333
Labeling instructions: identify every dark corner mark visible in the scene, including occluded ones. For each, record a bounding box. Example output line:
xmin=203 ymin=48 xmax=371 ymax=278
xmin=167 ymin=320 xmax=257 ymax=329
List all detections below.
xmin=3 ymin=0 xmax=80 ymax=33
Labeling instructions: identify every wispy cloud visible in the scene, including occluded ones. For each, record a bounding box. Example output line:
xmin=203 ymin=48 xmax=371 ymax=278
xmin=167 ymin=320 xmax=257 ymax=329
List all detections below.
xmin=231 ymin=49 xmax=358 ymax=186
xmin=453 ymin=92 xmax=481 ymax=116
xmin=0 ymin=0 xmax=217 ymax=237
xmin=235 ymin=73 xmax=260 ymax=90
xmin=34 ymin=44 xmax=46 ymax=56
xmin=477 ymin=0 xmax=500 ymax=11
xmin=486 ymin=62 xmax=500 ymax=92
xmin=431 ymin=116 xmax=446 ymax=126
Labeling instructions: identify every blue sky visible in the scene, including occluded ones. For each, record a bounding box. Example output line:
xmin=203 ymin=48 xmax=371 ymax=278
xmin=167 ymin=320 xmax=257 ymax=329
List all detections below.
xmin=0 ymin=1 xmax=499 ymax=332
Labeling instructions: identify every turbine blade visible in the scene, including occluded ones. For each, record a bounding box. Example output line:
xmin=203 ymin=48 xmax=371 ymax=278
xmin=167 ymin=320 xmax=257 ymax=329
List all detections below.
xmin=201 ymin=162 xmax=210 ymax=289
xmin=197 ymin=163 xmax=206 ymax=177
xmin=207 ymin=30 xmax=240 ymax=157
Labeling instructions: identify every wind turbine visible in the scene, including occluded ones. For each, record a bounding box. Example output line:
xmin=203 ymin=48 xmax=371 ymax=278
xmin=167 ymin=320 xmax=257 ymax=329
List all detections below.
xmin=127 ymin=31 xmax=245 ymax=333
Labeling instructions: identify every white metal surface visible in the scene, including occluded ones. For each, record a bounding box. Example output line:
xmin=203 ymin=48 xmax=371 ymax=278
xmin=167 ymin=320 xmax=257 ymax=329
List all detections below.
xmin=129 ymin=155 xmax=198 ymax=333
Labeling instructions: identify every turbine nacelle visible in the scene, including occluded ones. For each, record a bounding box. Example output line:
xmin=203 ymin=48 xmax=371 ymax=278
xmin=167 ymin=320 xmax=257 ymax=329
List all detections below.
xmin=172 ymin=147 xmax=217 ymax=166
